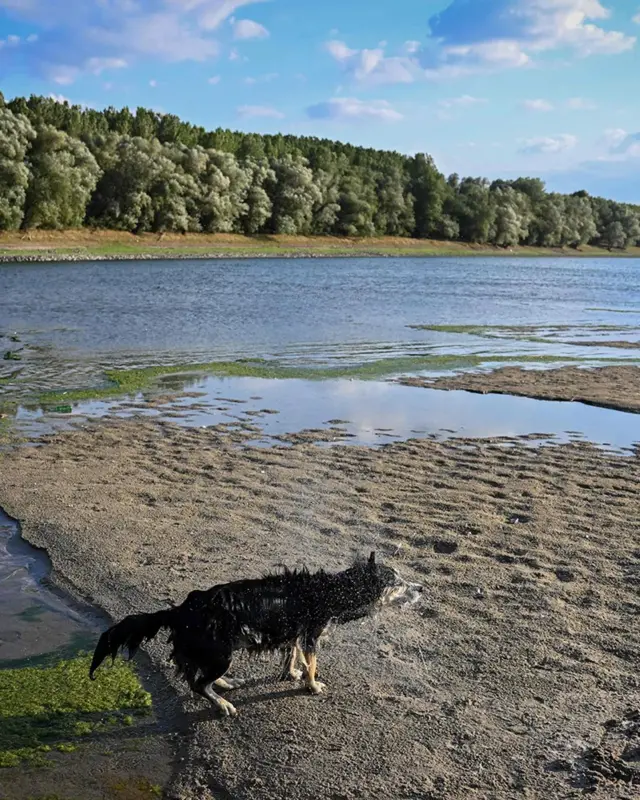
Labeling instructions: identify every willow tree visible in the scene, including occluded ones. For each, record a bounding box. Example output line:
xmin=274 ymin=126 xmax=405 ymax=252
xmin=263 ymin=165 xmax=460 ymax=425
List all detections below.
xmin=23 ymin=126 xmax=101 ymax=229
xmin=0 ymin=108 xmax=35 ymax=230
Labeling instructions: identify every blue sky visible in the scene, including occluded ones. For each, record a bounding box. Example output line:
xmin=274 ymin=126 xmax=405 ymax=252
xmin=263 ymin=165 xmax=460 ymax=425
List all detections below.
xmin=1 ymin=0 xmax=640 ymax=201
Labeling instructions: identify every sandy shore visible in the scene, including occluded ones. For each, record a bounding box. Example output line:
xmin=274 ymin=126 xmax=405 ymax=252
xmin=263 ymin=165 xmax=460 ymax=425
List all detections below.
xmin=400 ymin=365 xmax=640 ymax=414
xmin=0 ymin=419 xmax=639 ymax=798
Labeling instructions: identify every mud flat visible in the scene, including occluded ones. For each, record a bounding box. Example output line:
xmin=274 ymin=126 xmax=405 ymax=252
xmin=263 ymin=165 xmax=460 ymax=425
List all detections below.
xmin=0 ymin=418 xmax=638 ymax=799
xmin=400 ymin=365 xmax=640 ymax=414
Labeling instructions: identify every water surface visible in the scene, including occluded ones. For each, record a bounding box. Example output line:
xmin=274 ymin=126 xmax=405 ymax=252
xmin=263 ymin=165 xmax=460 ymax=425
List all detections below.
xmin=2 ymin=256 xmax=639 ymax=394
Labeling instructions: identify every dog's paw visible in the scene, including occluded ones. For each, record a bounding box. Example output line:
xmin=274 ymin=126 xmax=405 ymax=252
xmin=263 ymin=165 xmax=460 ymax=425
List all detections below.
xmin=216 ymin=676 xmax=245 ymax=690
xmin=307 ymin=680 xmax=327 ymax=695
xmin=217 ymin=699 xmax=238 ymax=717
xmin=289 ymin=668 xmax=304 ymax=682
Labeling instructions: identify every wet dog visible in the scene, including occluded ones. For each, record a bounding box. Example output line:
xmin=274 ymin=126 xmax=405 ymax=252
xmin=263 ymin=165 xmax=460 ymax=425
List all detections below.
xmin=89 ymin=552 xmax=422 ymax=716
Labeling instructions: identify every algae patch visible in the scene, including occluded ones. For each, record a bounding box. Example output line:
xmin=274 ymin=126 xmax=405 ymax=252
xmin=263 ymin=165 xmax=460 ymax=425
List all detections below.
xmin=0 ymin=653 xmax=151 ymax=768
xmin=30 ymin=351 xmax=640 ymax=410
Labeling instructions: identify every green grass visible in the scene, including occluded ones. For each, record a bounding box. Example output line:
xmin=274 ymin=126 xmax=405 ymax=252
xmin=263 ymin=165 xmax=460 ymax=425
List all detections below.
xmin=0 ymin=653 xmax=151 ymax=768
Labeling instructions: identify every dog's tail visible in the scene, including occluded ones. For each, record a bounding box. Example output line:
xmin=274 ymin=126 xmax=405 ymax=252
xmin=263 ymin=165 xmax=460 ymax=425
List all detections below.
xmin=89 ymin=608 xmax=174 ymax=680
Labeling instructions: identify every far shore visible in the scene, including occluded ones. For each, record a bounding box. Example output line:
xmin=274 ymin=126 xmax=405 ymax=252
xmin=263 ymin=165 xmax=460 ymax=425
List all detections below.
xmin=2 ymin=229 xmax=640 ymax=263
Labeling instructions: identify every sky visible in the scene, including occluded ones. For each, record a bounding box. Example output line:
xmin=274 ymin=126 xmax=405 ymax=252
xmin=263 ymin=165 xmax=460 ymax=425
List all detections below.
xmin=1 ymin=0 xmax=640 ymax=202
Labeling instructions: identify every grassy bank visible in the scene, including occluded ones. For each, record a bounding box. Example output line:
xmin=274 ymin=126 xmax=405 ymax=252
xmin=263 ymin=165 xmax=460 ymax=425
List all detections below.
xmin=2 ymin=230 xmax=640 ymax=261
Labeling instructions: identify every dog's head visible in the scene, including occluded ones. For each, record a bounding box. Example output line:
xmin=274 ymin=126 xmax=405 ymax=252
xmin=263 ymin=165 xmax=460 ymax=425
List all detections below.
xmin=367 ymin=551 xmax=423 ymax=609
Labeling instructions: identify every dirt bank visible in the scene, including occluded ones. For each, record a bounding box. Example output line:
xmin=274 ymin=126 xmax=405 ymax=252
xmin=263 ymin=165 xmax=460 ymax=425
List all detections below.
xmin=0 ymin=419 xmax=638 ymax=799
xmin=399 ymin=365 xmax=640 ymax=414
xmin=2 ymin=229 xmax=640 ymax=262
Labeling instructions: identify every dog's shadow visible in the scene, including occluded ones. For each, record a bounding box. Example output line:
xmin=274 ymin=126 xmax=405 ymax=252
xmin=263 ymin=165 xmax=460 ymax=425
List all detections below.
xmin=184 ymin=676 xmax=309 ymax=724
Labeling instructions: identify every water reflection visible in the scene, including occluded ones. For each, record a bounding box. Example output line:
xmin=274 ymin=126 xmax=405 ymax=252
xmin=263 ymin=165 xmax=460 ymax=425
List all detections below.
xmin=13 ymin=375 xmax=640 ymax=453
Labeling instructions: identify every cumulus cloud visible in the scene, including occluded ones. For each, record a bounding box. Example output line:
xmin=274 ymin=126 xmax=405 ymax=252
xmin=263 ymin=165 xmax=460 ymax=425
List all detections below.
xmin=426 ymin=0 xmax=635 ymax=72
xmin=518 ymin=134 xmax=578 ymax=154
xmin=523 ymin=98 xmax=554 ymax=111
xmin=326 ymin=1 xmax=635 ymax=85
xmin=207 ymin=74 xmax=221 ymax=84
xmin=232 ymin=18 xmax=268 ymax=40
xmin=237 ymin=104 xmax=284 ymax=119
xmin=633 ymin=9 xmax=640 ymax=24
xmin=306 ymin=97 xmax=403 ymax=123
xmin=325 ymin=40 xmax=416 ymax=85
xmin=0 ymin=0 xmax=263 ymax=82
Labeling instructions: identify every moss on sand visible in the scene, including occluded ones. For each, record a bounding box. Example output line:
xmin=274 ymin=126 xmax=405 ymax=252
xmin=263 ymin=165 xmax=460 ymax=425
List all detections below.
xmin=0 ymin=653 xmax=151 ymax=768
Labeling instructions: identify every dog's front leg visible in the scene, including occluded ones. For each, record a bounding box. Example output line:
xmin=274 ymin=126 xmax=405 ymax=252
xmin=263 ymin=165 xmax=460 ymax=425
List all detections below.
xmin=302 ymin=649 xmax=326 ymax=695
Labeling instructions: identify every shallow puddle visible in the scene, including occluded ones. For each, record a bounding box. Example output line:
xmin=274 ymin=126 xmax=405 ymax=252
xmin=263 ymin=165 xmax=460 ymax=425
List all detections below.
xmin=12 ymin=375 xmax=640 ymax=453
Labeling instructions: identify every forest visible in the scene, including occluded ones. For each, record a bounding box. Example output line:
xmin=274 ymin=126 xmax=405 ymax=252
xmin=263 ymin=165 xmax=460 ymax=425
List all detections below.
xmin=1 ymin=92 xmax=639 ymax=249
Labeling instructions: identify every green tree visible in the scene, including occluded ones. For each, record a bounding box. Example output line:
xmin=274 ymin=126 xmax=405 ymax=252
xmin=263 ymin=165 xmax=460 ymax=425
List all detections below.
xmin=24 ymin=126 xmax=101 ymax=229
xmin=0 ymin=108 xmax=35 ymax=230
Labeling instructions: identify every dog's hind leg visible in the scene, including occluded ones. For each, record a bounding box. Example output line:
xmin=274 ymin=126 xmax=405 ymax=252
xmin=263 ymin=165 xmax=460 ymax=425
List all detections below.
xmin=190 ymin=655 xmax=239 ymax=717
xmin=214 ymin=675 xmax=245 ymax=690
xmin=278 ymin=645 xmax=307 ymax=682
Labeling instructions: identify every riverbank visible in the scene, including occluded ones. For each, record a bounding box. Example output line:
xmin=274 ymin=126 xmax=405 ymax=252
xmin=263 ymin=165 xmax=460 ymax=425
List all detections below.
xmin=0 ymin=418 xmax=638 ymax=799
xmin=2 ymin=230 xmax=640 ymax=262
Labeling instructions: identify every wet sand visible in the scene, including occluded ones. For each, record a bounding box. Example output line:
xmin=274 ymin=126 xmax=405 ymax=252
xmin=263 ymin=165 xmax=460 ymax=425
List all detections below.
xmin=0 ymin=418 xmax=639 ymax=798
xmin=400 ymin=365 xmax=640 ymax=414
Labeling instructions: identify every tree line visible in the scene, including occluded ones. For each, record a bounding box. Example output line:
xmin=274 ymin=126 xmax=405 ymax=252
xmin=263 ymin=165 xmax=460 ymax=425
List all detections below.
xmin=1 ymin=92 xmax=639 ymax=249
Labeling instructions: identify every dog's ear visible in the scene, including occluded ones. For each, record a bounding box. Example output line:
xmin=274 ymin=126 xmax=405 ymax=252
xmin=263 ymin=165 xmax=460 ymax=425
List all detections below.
xmin=368 ymin=551 xmax=376 ymax=566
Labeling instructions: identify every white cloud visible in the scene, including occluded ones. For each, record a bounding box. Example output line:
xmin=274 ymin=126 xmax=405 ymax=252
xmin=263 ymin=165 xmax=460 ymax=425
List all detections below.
xmin=49 ymin=93 xmax=70 ymax=104
xmin=597 ymin=128 xmax=640 ymax=159
xmin=237 ymin=104 xmax=284 ymax=119
xmin=149 ymin=79 xmax=157 ymax=87
xmin=233 ymin=18 xmax=268 ymax=40
xmin=208 ymin=75 xmax=221 ymax=84
xmin=614 ymin=132 xmax=640 ymax=157
xmin=0 ymin=33 xmax=21 ymax=48
xmin=518 ymin=133 xmax=578 ymax=154
xmin=325 ymin=40 xmax=416 ymax=85
xmin=567 ymin=97 xmax=597 ymax=110
xmin=439 ymin=94 xmax=487 ymax=108
xmin=600 ymin=128 xmax=628 ymax=148
xmin=198 ymin=0 xmax=259 ymax=31
xmin=306 ymin=97 xmax=403 ymax=123
xmin=635 ymin=9 xmax=640 ymax=25
xmin=420 ymin=0 xmax=636 ymax=78
xmin=523 ymin=98 xmax=554 ymax=112
xmin=325 ymin=1 xmax=635 ymax=86
xmin=86 ymin=57 xmax=128 ymax=75
xmin=0 ymin=0 xmax=263 ymax=82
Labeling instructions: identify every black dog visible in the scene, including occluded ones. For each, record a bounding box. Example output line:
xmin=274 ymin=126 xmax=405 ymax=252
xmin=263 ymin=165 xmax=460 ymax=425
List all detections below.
xmin=89 ymin=552 xmax=422 ymax=716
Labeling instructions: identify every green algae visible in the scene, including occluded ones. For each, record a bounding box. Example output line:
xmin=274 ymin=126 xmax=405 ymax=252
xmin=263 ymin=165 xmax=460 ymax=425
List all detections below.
xmin=0 ymin=653 xmax=151 ymax=769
